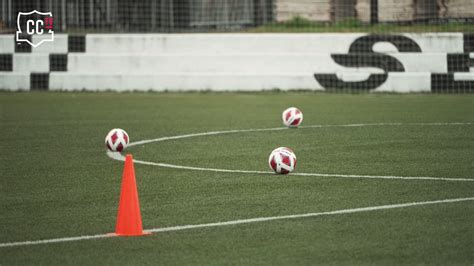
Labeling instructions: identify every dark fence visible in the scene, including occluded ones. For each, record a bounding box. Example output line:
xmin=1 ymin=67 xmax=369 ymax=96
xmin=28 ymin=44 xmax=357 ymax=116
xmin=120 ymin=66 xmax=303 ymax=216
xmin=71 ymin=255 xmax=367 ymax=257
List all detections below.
xmin=0 ymin=0 xmax=273 ymax=33
xmin=1 ymin=0 xmax=473 ymax=33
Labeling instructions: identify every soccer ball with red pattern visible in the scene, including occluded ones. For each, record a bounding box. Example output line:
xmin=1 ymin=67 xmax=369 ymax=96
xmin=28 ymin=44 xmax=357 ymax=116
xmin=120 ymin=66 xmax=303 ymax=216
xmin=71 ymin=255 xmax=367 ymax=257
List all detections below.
xmin=282 ymin=107 xmax=303 ymax=128
xmin=105 ymin=128 xmax=129 ymax=152
xmin=268 ymin=147 xmax=297 ymax=174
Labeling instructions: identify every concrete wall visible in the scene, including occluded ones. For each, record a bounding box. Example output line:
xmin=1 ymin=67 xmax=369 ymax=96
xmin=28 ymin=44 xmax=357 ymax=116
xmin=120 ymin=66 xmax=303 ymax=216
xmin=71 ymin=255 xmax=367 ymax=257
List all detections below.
xmin=439 ymin=0 xmax=474 ymax=19
xmin=378 ymin=0 xmax=415 ymax=22
xmin=355 ymin=0 xmax=371 ymax=23
xmin=274 ymin=0 xmax=332 ymax=22
xmin=276 ymin=0 xmax=474 ymax=23
xmin=0 ymin=33 xmax=473 ymax=92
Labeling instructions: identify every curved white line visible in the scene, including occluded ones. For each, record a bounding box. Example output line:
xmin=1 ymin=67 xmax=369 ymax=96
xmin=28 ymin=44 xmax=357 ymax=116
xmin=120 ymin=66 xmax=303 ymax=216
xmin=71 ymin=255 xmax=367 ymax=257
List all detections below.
xmin=1 ymin=197 xmax=473 ymax=248
xmin=109 ymin=122 xmax=474 ymax=182
xmin=128 ymin=122 xmax=471 ymax=147
xmin=108 ymin=152 xmax=474 ymax=182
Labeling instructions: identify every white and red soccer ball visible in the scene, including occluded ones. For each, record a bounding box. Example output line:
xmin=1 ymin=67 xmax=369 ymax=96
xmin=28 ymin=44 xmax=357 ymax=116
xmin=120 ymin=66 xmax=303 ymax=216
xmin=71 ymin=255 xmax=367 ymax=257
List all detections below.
xmin=105 ymin=128 xmax=129 ymax=152
xmin=282 ymin=107 xmax=303 ymax=128
xmin=268 ymin=147 xmax=297 ymax=174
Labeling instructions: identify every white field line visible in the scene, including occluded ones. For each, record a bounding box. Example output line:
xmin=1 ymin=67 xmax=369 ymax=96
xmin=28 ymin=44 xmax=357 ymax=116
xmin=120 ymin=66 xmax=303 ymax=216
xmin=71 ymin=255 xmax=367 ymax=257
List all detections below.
xmin=128 ymin=126 xmax=288 ymax=147
xmin=0 ymin=234 xmax=112 ymax=248
xmin=128 ymin=122 xmax=472 ymax=147
xmin=1 ymin=197 xmax=473 ymax=248
xmin=109 ymin=122 xmax=474 ymax=182
xmin=128 ymin=157 xmax=474 ymax=182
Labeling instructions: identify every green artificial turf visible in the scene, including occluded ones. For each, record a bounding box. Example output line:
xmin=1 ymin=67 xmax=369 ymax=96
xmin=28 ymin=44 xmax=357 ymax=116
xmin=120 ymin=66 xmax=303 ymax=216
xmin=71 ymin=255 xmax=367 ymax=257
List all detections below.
xmin=0 ymin=92 xmax=473 ymax=265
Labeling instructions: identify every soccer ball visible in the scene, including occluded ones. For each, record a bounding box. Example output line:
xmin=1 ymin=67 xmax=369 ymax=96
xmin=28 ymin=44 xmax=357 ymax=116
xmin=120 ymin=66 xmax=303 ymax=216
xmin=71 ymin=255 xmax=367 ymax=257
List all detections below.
xmin=105 ymin=128 xmax=129 ymax=152
xmin=282 ymin=107 xmax=303 ymax=128
xmin=268 ymin=147 xmax=297 ymax=174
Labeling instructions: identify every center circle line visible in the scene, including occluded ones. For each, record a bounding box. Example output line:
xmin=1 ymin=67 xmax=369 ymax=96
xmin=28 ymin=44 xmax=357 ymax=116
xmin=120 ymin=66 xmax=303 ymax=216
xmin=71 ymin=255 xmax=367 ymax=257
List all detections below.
xmin=107 ymin=122 xmax=473 ymax=182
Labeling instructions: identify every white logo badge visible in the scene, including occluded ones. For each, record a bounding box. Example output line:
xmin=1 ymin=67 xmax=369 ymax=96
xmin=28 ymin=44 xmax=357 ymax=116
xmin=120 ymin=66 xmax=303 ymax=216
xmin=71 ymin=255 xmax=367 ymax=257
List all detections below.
xmin=16 ymin=10 xmax=54 ymax=48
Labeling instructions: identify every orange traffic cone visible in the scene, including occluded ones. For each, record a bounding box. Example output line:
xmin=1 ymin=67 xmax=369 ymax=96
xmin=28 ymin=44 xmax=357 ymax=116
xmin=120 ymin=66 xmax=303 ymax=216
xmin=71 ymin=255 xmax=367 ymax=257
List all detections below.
xmin=112 ymin=154 xmax=150 ymax=236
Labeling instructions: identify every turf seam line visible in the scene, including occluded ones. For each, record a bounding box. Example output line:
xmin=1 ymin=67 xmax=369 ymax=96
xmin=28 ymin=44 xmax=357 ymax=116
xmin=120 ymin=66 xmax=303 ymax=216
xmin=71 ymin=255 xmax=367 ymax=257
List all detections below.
xmin=1 ymin=197 xmax=473 ymax=248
